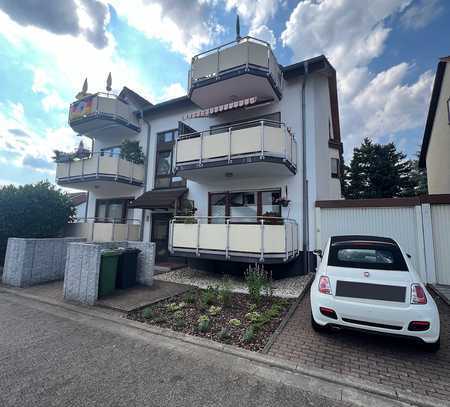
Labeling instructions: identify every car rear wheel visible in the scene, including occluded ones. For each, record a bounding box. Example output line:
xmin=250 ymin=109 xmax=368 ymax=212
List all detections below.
xmin=311 ymin=313 xmax=329 ymax=333
xmin=423 ymin=337 xmax=440 ymax=352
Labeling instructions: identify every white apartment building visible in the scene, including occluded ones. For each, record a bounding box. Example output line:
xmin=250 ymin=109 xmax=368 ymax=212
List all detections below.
xmin=56 ymin=35 xmax=343 ymax=275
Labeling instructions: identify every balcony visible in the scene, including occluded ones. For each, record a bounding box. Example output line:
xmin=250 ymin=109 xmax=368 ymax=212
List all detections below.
xmin=56 ymin=153 xmax=145 ymax=193
xmin=169 ymin=216 xmax=299 ymax=263
xmin=65 ymin=218 xmax=141 ymax=242
xmin=189 ymin=37 xmax=283 ymax=108
xmin=69 ymin=93 xmax=140 ymax=138
xmin=174 ymin=120 xmax=297 ymax=181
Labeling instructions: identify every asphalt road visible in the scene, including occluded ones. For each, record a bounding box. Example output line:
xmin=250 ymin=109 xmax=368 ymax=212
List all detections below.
xmin=0 ymin=293 xmax=354 ymax=407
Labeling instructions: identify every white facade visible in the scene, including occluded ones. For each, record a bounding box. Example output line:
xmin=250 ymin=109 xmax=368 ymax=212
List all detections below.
xmin=59 ymin=36 xmax=343 ymax=270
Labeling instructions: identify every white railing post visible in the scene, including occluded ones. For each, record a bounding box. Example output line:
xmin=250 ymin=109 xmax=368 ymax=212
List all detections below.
xmin=91 ymin=220 xmax=95 ymax=241
xmin=284 ymin=222 xmax=289 ymax=261
xmin=126 ymin=222 xmax=130 ymax=241
xmin=225 ymin=219 xmax=230 ymax=260
xmin=228 ymin=127 xmax=232 ymax=163
xmin=81 ymin=158 xmax=85 ymax=179
xmin=96 ymin=153 xmax=100 ymax=179
xmin=169 ymin=219 xmax=174 ymax=253
xmin=260 ymin=219 xmax=265 ymax=262
xmin=196 ymin=221 xmax=201 ymax=256
xmin=199 ymin=131 xmax=204 ymax=167
xmin=246 ymin=39 xmax=249 ymax=70
xmin=216 ymin=49 xmax=220 ymax=77
xmin=68 ymin=160 xmax=72 ymax=178
xmin=111 ymin=219 xmax=115 ymax=241
xmin=130 ymin=162 xmax=134 ymax=184
xmin=283 ymin=125 xmax=288 ymax=161
xmin=174 ymin=138 xmax=178 ymax=171
xmin=115 ymin=155 xmax=120 ymax=180
xmin=260 ymin=121 xmax=265 ymax=159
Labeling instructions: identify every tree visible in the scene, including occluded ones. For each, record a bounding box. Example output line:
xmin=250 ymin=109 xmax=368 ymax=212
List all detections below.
xmin=343 ymin=138 xmax=420 ymax=199
xmin=0 ymin=181 xmax=75 ymax=264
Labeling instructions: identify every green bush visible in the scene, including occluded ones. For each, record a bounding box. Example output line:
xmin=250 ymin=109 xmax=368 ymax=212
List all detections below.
xmin=183 ymin=290 xmax=196 ymax=304
xmin=244 ymin=263 xmax=272 ymax=304
xmin=0 ymin=181 xmax=75 ymax=265
xmin=197 ymin=315 xmax=210 ymax=332
xmin=141 ymin=307 xmax=153 ymax=319
xmin=243 ymin=326 xmax=255 ymax=342
xmin=201 ymin=285 xmax=218 ymax=305
xmin=228 ymin=318 xmax=241 ymax=327
xmin=120 ymin=140 xmax=145 ymax=164
xmin=218 ymin=278 xmax=232 ymax=307
xmin=208 ymin=305 xmax=222 ymax=316
xmin=218 ymin=326 xmax=231 ymax=341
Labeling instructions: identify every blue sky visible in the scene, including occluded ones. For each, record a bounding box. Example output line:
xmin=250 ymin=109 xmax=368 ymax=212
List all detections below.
xmin=0 ymin=0 xmax=449 ymax=186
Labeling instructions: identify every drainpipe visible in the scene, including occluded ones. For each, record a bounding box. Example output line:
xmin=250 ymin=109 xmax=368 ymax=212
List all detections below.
xmin=301 ymin=61 xmax=309 ymax=274
xmin=140 ymin=113 xmax=151 ymax=241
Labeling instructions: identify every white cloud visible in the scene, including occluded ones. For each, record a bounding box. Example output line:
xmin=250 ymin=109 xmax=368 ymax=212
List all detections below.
xmin=158 ymin=83 xmax=186 ymax=102
xmin=249 ymin=25 xmax=276 ymax=48
xmin=280 ymin=0 xmax=434 ymax=157
xmin=225 ymin=0 xmax=279 ymax=29
xmin=108 ymin=0 xmax=224 ymax=60
xmin=400 ymin=0 xmax=444 ymax=30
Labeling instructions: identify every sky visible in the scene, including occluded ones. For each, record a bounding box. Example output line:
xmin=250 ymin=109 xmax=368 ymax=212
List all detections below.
xmin=0 ymin=0 xmax=449 ymax=186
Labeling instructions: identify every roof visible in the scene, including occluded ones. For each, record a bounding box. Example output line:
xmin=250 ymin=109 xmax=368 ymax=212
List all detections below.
xmin=419 ymin=58 xmax=449 ymax=168
xmin=330 ymin=235 xmax=397 ymax=245
xmin=281 ymin=55 xmax=335 ymax=79
xmin=142 ymin=95 xmax=194 ymax=115
xmin=129 ymin=188 xmax=188 ymax=209
xmin=119 ymin=87 xmax=153 ymax=109
xmin=68 ymin=192 xmax=87 ymax=206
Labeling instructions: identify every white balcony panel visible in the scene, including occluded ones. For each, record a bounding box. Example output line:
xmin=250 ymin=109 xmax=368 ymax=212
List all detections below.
xmin=171 ymin=221 xmax=298 ymax=260
xmin=65 ymin=221 xmax=140 ymax=241
xmin=176 ymin=137 xmax=201 ymax=163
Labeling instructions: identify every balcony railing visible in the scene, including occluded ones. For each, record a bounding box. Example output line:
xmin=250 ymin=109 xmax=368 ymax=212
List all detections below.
xmin=169 ymin=216 xmax=299 ymax=262
xmin=189 ymin=36 xmax=282 ymax=92
xmin=174 ymin=119 xmax=297 ymax=173
xmin=68 ymin=92 xmax=140 ymax=134
xmin=65 ymin=218 xmax=141 ymax=242
xmin=56 ymin=152 xmax=145 ymax=186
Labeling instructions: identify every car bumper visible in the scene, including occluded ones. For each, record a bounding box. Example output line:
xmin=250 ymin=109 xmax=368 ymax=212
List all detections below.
xmin=310 ymin=290 xmax=440 ymax=343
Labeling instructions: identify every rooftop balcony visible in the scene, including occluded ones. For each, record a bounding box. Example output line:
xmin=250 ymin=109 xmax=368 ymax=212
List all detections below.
xmin=56 ymin=152 xmax=145 ymax=193
xmin=169 ymin=216 xmax=299 ymax=263
xmin=69 ymin=93 xmax=140 ymax=138
xmin=174 ymin=120 xmax=297 ymax=181
xmin=189 ymin=37 xmax=283 ymax=108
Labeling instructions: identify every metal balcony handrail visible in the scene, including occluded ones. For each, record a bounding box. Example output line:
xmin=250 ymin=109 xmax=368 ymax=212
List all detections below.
xmin=72 ymin=217 xmax=141 ymax=224
xmin=169 ymin=215 xmax=299 ymax=261
xmin=70 ymin=217 xmax=141 ymax=241
xmin=69 ymin=91 xmax=128 ymax=107
xmin=174 ymin=119 xmax=297 ymax=169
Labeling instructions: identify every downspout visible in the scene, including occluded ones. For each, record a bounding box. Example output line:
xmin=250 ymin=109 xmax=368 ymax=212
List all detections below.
xmin=140 ymin=112 xmax=151 ymax=241
xmin=301 ymin=61 xmax=309 ymax=274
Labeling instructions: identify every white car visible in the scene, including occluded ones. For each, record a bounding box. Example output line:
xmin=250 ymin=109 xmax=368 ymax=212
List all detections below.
xmin=310 ymin=235 xmax=440 ymax=351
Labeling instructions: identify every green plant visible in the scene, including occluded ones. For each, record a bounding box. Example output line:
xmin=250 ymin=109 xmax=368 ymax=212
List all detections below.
xmin=208 ymin=305 xmax=222 ymax=316
xmin=266 ymin=304 xmax=283 ymax=319
xmin=245 ymin=311 xmax=262 ymax=323
xmin=0 ymin=181 xmax=75 ymax=265
xmin=228 ymin=318 xmax=241 ymax=327
xmin=218 ymin=326 xmax=231 ymax=341
xmin=202 ymin=285 xmax=219 ymax=306
xmin=248 ymin=303 xmax=257 ymax=312
xmin=173 ymin=310 xmax=184 ymax=319
xmin=197 ymin=315 xmax=210 ymax=332
xmin=166 ymin=302 xmax=185 ymax=312
xmin=244 ymin=263 xmax=272 ymax=304
xmin=120 ymin=139 xmax=145 ymax=164
xmin=141 ymin=307 xmax=153 ymax=319
xmin=183 ymin=290 xmax=196 ymax=304
xmin=243 ymin=326 xmax=255 ymax=342
xmin=218 ymin=278 xmax=232 ymax=307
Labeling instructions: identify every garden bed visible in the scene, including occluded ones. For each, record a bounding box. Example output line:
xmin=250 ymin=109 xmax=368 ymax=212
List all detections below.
xmin=126 ymin=287 xmax=294 ymax=352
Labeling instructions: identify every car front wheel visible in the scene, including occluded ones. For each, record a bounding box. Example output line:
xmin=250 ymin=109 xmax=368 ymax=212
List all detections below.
xmin=311 ymin=313 xmax=329 ymax=333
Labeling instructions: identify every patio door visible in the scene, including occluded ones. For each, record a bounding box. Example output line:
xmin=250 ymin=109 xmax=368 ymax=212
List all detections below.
xmin=152 ymin=213 xmax=171 ymax=263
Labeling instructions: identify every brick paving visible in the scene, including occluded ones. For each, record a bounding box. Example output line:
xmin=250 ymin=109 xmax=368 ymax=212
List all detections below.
xmin=269 ymin=291 xmax=450 ymax=402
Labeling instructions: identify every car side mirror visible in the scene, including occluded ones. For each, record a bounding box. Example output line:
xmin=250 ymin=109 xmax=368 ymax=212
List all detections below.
xmin=313 ymin=249 xmax=323 ymax=259
xmin=406 ymin=253 xmax=412 ymax=259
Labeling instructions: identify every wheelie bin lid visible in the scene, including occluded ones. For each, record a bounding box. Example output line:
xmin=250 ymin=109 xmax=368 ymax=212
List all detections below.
xmin=121 ymin=247 xmax=141 ymax=254
xmin=101 ymin=249 xmax=122 ymax=257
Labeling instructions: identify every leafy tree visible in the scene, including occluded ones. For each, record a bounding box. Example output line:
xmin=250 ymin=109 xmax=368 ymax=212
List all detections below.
xmin=0 ymin=181 xmax=75 ymax=265
xmin=120 ymin=140 xmax=145 ymax=164
xmin=343 ymin=138 xmax=420 ymax=199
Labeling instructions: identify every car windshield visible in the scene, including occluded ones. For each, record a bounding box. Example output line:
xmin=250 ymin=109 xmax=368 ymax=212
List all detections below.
xmin=328 ymin=241 xmax=408 ymax=271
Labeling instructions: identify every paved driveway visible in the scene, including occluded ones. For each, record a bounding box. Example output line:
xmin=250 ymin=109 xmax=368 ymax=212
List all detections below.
xmin=269 ymin=291 xmax=450 ymax=402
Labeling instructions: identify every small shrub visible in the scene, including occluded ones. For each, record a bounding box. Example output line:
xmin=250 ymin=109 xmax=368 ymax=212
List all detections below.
xmin=173 ymin=310 xmax=184 ymax=319
xmin=229 ymin=318 xmax=241 ymax=327
xmin=153 ymin=316 xmax=166 ymax=324
xmin=183 ymin=290 xmax=196 ymax=304
xmin=245 ymin=311 xmax=262 ymax=323
xmin=202 ymin=285 xmax=219 ymax=305
xmin=266 ymin=304 xmax=283 ymax=319
xmin=244 ymin=263 xmax=272 ymax=304
xmin=197 ymin=315 xmax=210 ymax=332
xmin=208 ymin=305 xmax=222 ymax=316
xmin=218 ymin=278 xmax=232 ymax=307
xmin=248 ymin=303 xmax=257 ymax=312
xmin=243 ymin=326 xmax=255 ymax=342
xmin=218 ymin=326 xmax=231 ymax=341
xmin=141 ymin=307 xmax=153 ymax=319
xmin=166 ymin=303 xmax=180 ymax=312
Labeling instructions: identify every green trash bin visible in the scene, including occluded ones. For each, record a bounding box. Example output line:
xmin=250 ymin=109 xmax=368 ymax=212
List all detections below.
xmin=98 ymin=249 xmax=121 ymax=298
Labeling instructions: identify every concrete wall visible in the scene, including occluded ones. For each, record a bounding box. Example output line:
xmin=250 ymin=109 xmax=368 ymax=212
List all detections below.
xmin=2 ymin=237 xmax=85 ymax=287
xmin=426 ymin=62 xmax=450 ymax=194
xmin=63 ymin=241 xmax=155 ymax=305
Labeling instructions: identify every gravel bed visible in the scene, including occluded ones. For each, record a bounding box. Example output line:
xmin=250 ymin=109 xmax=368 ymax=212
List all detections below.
xmin=154 ymin=268 xmax=314 ymax=298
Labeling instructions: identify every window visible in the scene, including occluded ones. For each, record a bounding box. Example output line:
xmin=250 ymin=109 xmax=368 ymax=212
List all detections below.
xmin=208 ymin=189 xmax=281 ymax=223
xmin=95 ymin=198 xmax=130 ymax=223
xmin=155 ymin=129 xmax=186 ymax=189
xmin=101 ymin=146 xmax=121 ymax=157
xmin=209 ymin=112 xmax=281 ymax=135
xmin=328 ymin=242 xmax=408 ymax=271
xmin=331 ymin=158 xmax=339 ymax=178
xmin=328 ymin=119 xmax=334 ymax=140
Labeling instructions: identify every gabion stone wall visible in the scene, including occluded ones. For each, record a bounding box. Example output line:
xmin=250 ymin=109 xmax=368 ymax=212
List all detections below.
xmin=63 ymin=241 xmax=155 ymax=305
xmin=2 ymin=237 xmax=85 ymax=287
